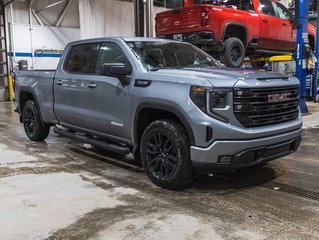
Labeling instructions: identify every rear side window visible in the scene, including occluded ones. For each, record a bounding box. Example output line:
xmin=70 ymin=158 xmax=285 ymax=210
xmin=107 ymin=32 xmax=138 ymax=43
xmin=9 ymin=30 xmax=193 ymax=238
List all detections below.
xmin=259 ymin=0 xmax=276 ymax=16
xmin=241 ymin=0 xmax=254 ymax=12
xmin=208 ymin=0 xmax=254 ymax=12
xmin=65 ymin=43 xmax=99 ymax=74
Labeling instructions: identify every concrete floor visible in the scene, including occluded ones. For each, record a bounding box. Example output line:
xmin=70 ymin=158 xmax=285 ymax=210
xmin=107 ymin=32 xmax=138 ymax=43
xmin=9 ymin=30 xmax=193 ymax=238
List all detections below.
xmin=1 ymin=102 xmax=319 ymax=240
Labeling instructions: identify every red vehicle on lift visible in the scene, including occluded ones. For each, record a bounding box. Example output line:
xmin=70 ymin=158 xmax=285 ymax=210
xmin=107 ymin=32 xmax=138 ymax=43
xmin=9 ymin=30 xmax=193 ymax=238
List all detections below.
xmin=155 ymin=0 xmax=316 ymax=68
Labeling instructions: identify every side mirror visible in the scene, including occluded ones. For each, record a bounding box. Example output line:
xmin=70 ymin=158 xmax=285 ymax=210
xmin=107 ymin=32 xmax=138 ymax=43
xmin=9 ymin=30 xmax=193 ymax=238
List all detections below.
xmin=292 ymin=19 xmax=302 ymax=29
xmin=101 ymin=63 xmax=130 ymax=86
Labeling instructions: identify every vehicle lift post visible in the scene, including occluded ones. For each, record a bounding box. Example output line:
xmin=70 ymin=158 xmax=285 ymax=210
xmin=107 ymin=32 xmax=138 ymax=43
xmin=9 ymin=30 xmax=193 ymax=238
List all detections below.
xmin=295 ymin=0 xmax=310 ymax=113
xmin=313 ymin=1 xmax=319 ymax=102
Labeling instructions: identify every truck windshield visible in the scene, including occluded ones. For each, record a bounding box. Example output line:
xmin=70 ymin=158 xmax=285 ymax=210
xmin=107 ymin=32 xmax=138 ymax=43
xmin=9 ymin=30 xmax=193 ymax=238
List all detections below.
xmin=126 ymin=41 xmax=221 ymax=71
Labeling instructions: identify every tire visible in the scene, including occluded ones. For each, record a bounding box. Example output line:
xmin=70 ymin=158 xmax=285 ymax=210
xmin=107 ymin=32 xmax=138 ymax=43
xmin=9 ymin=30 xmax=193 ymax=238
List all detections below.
xmin=140 ymin=119 xmax=194 ymax=189
xmin=22 ymin=100 xmax=50 ymax=141
xmin=220 ymin=37 xmax=245 ymax=68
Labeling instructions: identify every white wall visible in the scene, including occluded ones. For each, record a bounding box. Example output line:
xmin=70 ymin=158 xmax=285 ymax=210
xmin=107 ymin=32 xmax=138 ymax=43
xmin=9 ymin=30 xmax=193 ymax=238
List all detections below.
xmin=7 ymin=0 xmax=168 ymax=70
xmin=10 ymin=24 xmax=80 ymax=69
xmin=7 ymin=0 xmax=80 ymax=70
xmin=79 ymin=0 xmax=167 ymax=39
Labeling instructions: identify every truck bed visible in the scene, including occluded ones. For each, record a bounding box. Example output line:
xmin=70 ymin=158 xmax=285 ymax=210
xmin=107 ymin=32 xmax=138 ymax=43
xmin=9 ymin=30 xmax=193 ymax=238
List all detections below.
xmin=15 ymin=70 xmax=57 ymax=124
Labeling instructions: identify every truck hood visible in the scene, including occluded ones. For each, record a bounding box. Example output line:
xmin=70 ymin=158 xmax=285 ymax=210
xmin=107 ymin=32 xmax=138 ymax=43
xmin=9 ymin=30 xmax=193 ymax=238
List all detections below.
xmin=148 ymin=67 xmax=296 ymax=88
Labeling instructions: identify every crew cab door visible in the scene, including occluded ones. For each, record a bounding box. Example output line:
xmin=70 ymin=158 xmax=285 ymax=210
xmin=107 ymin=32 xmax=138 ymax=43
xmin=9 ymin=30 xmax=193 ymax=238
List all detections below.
xmin=274 ymin=2 xmax=296 ymax=51
xmin=54 ymin=41 xmax=133 ymax=141
xmin=258 ymin=0 xmax=284 ymax=50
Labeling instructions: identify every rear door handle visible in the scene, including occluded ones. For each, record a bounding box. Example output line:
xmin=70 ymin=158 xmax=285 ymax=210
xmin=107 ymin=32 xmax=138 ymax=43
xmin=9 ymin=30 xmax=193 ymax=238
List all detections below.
xmin=56 ymin=80 xmax=63 ymax=86
xmin=87 ymin=83 xmax=97 ymax=89
xmin=282 ymin=22 xmax=287 ymax=26
xmin=262 ymin=19 xmax=268 ymax=23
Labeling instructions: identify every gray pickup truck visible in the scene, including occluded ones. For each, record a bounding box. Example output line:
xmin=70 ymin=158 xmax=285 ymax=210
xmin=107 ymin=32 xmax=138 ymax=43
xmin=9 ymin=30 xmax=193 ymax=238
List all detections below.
xmin=15 ymin=37 xmax=302 ymax=189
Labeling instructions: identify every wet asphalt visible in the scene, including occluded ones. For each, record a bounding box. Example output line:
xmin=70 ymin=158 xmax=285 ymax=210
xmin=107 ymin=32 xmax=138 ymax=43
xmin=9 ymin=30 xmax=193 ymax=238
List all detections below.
xmin=0 ymin=101 xmax=319 ymax=240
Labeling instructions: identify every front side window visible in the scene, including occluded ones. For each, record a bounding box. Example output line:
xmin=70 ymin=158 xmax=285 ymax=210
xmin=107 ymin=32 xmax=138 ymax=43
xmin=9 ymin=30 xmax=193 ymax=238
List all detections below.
xmin=126 ymin=41 xmax=221 ymax=70
xmin=95 ymin=42 xmax=132 ymax=74
xmin=259 ymin=0 xmax=276 ymax=16
xmin=65 ymin=43 xmax=99 ymax=74
xmin=275 ymin=2 xmax=291 ymax=20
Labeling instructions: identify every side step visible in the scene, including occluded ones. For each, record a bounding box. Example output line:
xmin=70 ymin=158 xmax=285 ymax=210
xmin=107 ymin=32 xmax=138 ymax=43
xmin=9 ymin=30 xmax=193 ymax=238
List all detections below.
xmin=53 ymin=127 xmax=130 ymax=155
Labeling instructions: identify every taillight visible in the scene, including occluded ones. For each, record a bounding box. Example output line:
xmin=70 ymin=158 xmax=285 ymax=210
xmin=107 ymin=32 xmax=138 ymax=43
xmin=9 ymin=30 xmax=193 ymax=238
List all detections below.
xmin=201 ymin=6 xmax=211 ymax=26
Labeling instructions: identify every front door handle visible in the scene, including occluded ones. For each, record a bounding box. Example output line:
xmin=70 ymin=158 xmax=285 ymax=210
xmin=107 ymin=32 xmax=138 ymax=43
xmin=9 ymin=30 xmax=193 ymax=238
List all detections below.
xmin=87 ymin=83 xmax=97 ymax=89
xmin=56 ymin=80 xmax=63 ymax=86
xmin=282 ymin=22 xmax=287 ymax=26
xmin=262 ymin=19 xmax=268 ymax=23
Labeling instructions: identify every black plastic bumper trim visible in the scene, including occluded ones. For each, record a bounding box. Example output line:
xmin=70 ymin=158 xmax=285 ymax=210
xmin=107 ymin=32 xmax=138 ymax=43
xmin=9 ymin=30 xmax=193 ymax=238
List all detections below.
xmin=192 ymin=137 xmax=301 ymax=174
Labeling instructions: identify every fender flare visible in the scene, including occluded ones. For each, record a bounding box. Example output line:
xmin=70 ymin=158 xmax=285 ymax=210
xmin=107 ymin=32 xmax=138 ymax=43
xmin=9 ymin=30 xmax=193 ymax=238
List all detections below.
xmin=18 ymin=86 xmax=46 ymax=125
xmin=134 ymin=102 xmax=195 ymax=146
xmin=222 ymin=22 xmax=248 ymax=48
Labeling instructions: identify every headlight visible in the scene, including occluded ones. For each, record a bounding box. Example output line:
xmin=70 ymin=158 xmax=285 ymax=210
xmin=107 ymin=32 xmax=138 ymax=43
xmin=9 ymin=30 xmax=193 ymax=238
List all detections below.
xmin=190 ymin=86 xmax=230 ymax=123
xmin=210 ymin=90 xmax=229 ymax=109
xmin=190 ymin=86 xmax=208 ymax=113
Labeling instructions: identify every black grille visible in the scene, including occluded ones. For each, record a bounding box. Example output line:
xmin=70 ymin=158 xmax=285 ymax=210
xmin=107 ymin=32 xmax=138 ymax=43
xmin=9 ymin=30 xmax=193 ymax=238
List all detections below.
xmin=233 ymin=86 xmax=299 ymax=127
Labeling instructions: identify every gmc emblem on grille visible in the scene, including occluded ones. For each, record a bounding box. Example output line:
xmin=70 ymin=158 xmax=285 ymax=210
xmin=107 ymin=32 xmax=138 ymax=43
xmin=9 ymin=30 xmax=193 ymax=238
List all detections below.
xmin=268 ymin=93 xmax=291 ymax=103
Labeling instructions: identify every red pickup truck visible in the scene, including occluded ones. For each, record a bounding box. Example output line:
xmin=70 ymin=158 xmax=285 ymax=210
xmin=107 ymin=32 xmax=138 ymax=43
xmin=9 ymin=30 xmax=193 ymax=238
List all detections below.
xmin=156 ymin=0 xmax=316 ymax=68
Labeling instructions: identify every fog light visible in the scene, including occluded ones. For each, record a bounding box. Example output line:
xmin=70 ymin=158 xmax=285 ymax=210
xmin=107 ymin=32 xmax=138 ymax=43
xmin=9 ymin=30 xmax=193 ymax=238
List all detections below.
xmin=218 ymin=156 xmax=232 ymax=163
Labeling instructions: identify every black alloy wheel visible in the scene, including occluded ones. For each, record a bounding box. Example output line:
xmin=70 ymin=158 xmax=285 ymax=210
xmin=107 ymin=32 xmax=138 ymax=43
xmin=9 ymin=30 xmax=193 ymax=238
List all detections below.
xmin=230 ymin=44 xmax=242 ymax=65
xmin=140 ymin=119 xmax=194 ymax=189
xmin=220 ymin=37 xmax=245 ymax=68
xmin=145 ymin=132 xmax=178 ymax=180
xmin=22 ymin=100 xmax=50 ymax=141
xmin=23 ymin=107 xmax=37 ymax=137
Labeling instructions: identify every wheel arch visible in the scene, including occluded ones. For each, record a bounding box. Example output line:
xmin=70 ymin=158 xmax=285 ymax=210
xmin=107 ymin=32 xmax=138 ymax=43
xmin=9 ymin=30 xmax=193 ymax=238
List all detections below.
xmin=222 ymin=23 xmax=248 ymax=48
xmin=134 ymin=103 xmax=195 ymax=147
xmin=19 ymin=88 xmax=45 ymax=125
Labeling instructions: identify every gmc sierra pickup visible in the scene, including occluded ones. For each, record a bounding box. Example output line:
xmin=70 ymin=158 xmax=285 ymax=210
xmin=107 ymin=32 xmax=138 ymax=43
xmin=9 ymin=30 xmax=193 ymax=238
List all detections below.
xmin=156 ymin=0 xmax=316 ymax=68
xmin=15 ymin=37 xmax=302 ymax=189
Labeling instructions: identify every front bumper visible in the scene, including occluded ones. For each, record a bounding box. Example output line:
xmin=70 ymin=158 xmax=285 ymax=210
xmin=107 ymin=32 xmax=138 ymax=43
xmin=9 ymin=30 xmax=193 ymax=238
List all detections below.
xmin=191 ymin=128 xmax=302 ymax=173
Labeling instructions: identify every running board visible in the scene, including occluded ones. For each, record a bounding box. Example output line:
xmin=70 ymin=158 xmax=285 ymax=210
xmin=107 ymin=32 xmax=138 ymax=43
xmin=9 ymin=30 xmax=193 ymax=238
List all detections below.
xmin=53 ymin=127 xmax=130 ymax=155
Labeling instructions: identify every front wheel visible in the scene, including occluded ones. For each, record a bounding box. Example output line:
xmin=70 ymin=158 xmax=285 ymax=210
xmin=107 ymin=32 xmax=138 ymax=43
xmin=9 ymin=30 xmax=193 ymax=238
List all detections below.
xmin=22 ymin=100 xmax=50 ymax=141
xmin=220 ymin=37 xmax=245 ymax=68
xmin=140 ymin=120 xmax=194 ymax=189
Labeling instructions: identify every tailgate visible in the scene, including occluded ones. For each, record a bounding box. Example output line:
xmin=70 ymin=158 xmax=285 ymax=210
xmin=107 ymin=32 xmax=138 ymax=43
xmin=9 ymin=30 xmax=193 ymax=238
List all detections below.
xmin=156 ymin=6 xmax=203 ymax=35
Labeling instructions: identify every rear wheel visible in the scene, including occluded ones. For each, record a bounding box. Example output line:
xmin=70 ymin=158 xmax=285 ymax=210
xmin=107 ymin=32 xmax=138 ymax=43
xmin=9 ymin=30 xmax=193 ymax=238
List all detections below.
xmin=22 ymin=100 xmax=50 ymax=141
xmin=220 ymin=37 xmax=245 ymax=68
xmin=140 ymin=120 xmax=194 ymax=189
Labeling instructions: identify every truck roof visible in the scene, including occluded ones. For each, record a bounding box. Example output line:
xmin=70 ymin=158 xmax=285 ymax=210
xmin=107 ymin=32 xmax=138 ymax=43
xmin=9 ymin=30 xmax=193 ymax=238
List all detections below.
xmin=67 ymin=37 xmax=185 ymax=46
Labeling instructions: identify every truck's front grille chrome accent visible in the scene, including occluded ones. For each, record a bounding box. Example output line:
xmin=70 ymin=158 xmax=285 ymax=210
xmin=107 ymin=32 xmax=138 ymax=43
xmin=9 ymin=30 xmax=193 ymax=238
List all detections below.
xmin=233 ymin=86 xmax=300 ymax=128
